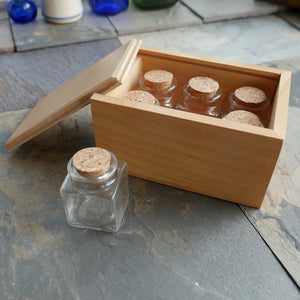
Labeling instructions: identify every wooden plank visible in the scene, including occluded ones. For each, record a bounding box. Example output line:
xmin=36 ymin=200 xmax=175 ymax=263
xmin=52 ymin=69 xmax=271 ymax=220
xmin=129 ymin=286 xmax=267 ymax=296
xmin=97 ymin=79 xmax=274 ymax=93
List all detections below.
xmin=5 ymin=40 xmax=140 ymax=151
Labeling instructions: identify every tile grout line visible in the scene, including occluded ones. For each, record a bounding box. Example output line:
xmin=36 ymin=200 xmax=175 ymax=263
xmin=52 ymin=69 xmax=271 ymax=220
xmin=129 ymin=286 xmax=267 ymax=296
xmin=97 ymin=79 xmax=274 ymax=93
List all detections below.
xmin=238 ymin=204 xmax=300 ymax=290
xmin=179 ymin=0 xmax=204 ymax=23
xmin=7 ymin=17 xmax=16 ymax=52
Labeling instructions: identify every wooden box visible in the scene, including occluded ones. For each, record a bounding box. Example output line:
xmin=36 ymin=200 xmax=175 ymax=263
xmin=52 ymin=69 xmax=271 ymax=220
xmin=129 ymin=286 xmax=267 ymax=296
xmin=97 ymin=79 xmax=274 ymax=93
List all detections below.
xmin=6 ymin=40 xmax=291 ymax=208
xmin=90 ymin=44 xmax=291 ymax=208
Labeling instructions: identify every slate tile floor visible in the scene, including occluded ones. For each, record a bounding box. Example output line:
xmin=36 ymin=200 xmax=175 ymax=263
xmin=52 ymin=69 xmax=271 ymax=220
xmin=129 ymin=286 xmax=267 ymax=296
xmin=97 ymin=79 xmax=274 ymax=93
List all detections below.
xmin=0 ymin=0 xmax=293 ymax=53
xmin=1 ymin=0 xmax=300 ymax=298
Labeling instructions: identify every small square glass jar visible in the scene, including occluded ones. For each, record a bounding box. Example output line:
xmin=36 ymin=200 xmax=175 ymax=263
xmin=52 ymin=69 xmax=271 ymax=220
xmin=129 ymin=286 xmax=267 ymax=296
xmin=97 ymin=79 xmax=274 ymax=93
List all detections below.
xmin=139 ymin=70 xmax=177 ymax=108
xmin=60 ymin=148 xmax=129 ymax=232
xmin=176 ymin=77 xmax=224 ymax=117
xmin=224 ymin=86 xmax=271 ymax=127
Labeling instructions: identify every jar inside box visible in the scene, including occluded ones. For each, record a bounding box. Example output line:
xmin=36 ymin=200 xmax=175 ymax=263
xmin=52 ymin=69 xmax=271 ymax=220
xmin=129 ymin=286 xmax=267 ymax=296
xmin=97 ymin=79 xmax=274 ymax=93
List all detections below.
xmin=175 ymin=76 xmax=225 ymax=117
xmin=104 ymin=53 xmax=275 ymax=128
xmin=139 ymin=70 xmax=177 ymax=108
xmin=224 ymin=86 xmax=271 ymax=127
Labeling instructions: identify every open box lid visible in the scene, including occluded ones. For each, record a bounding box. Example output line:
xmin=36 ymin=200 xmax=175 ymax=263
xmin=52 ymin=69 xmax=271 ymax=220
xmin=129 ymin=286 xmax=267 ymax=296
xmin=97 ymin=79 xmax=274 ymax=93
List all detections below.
xmin=5 ymin=39 xmax=141 ymax=151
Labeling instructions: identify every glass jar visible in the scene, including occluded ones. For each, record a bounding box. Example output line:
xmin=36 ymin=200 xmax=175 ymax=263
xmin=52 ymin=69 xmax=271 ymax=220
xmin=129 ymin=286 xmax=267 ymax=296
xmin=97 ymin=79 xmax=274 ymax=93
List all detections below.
xmin=7 ymin=0 xmax=37 ymax=24
xmin=139 ymin=70 xmax=177 ymax=108
xmin=133 ymin=0 xmax=178 ymax=9
xmin=124 ymin=90 xmax=160 ymax=105
xmin=176 ymin=76 xmax=224 ymax=117
xmin=60 ymin=147 xmax=129 ymax=232
xmin=89 ymin=0 xmax=128 ymax=15
xmin=226 ymin=86 xmax=271 ymax=127
xmin=223 ymin=110 xmax=263 ymax=127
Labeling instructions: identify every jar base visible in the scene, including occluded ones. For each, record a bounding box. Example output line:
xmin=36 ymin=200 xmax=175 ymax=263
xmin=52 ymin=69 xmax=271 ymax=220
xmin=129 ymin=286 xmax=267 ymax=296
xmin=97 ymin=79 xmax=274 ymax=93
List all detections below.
xmin=43 ymin=13 xmax=83 ymax=24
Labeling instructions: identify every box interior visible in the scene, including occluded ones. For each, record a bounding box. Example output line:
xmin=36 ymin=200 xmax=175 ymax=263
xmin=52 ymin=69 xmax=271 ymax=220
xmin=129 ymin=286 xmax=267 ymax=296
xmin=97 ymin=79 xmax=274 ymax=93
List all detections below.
xmin=106 ymin=50 xmax=280 ymax=129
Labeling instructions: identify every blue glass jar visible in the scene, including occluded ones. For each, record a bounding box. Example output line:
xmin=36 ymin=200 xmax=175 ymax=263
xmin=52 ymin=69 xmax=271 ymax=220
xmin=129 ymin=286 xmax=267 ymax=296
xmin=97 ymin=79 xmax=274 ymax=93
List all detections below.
xmin=7 ymin=0 xmax=37 ymax=24
xmin=89 ymin=0 xmax=128 ymax=15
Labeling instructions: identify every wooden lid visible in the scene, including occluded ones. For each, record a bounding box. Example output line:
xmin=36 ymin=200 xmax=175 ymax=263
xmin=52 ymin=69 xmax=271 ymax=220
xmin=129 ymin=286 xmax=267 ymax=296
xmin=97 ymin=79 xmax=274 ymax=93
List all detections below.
xmin=125 ymin=90 xmax=158 ymax=105
xmin=234 ymin=86 xmax=266 ymax=107
xmin=188 ymin=77 xmax=219 ymax=98
xmin=73 ymin=147 xmax=111 ymax=178
xmin=143 ymin=70 xmax=173 ymax=90
xmin=5 ymin=40 xmax=141 ymax=151
xmin=225 ymin=110 xmax=262 ymax=127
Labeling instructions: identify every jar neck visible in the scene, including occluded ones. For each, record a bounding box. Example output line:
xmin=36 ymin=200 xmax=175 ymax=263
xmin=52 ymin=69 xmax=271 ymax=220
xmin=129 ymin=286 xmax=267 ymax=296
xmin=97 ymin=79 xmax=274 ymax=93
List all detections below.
xmin=184 ymin=84 xmax=223 ymax=103
xmin=67 ymin=151 xmax=118 ymax=187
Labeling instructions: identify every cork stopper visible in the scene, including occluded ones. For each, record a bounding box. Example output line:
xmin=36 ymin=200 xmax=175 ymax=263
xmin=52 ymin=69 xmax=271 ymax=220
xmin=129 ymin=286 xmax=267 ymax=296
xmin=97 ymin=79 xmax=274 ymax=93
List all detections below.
xmin=234 ymin=86 xmax=266 ymax=107
xmin=143 ymin=70 xmax=173 ymax=90
xmin=125 ymin=90 xmax=157 ymax=105
xmin=225 ymin=110 xmax=262 ymax=127
xmin=72 ymin=147 xmax=111 ymax=178
xmin=188 ymin=77 xmax=219 ymax=98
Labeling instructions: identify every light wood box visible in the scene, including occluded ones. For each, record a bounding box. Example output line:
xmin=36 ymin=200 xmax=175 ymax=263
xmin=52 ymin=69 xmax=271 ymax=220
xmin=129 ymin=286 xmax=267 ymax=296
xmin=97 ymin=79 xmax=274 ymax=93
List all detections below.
xmin=91 ymin=46 xmax=291 ymax=208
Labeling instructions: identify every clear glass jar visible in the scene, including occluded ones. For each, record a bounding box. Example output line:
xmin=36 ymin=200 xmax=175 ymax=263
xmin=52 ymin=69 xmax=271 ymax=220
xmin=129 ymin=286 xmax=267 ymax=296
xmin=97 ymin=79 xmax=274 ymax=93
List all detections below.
xmin=176 ymin=76 xmax=224 ymax=117
xmin=225 ymin=86 xmax=271 ymax=127
xmin=60 ymin=148 xmax=129 ymax=232
xmin=139 ymin=70 xmax=177 ymax=108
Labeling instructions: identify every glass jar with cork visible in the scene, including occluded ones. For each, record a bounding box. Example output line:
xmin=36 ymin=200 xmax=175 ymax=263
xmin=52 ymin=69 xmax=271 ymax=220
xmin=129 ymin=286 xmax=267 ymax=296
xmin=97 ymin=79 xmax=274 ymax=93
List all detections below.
xmin=225 ymin=86 xmax=271 ymax=127
xmin=139 ymin=70 xmax=177 ymax=108
xmin=176 ymin=76 xmax=224 ymax=117
xmin=60 ymin=147 xmax=129 ymax=232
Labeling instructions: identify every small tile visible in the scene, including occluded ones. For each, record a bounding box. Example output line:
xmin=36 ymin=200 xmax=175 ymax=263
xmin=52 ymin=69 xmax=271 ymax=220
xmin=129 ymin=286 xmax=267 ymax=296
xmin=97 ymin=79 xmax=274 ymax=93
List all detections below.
xmin=0 ymin=19 xmax=14 ymax=53
xmin=181 ymin=0 xmax=284 ymax=23
xmin=119 ymin=15 xmax=300 ymax=65
xmin=108 ymin=1 xmax=202 ymax=35
xmin=10 ymin=2 xmax=116 ymax=52
xmin=278 ymin=10 xmax=300 ymax=30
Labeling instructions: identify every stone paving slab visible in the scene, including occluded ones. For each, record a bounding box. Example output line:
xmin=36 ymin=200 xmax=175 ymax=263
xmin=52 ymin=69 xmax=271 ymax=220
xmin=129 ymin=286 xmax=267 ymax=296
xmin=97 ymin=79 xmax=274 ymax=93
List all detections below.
xmin=181 ymin=0 xmax=285 ymax=23
xmin=1 ymin=106 xmax=299 ymax=299
xmin=108 ymin=1 xmax=202 ymax=36
xmin=0 ymin=38 xmax=121 ymax=112
xmin=10 ymin=1 xmax=116 ymax=52
xmin=0 ymin=6 xmax=14 ymax=53
xmin=119 ymin=15 xmax=300 ymax=65
xmin=0 ymin=18 xmax=14 ymax=53
xmin=241 ymin=56 xmax=300 ymax=288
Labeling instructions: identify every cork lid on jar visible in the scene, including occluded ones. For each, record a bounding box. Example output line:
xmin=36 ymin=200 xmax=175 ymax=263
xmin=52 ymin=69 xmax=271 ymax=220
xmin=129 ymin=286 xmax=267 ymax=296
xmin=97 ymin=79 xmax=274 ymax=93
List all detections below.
xmin=72 ymin=147 xmax=111 ymax=178
xmin=143 ymin=70 xmax=174 ymax=90
xmin=125 ymin=90 xmax=158 ymax=105
xmin=188 ymin=76 xmax=220 ymax=99
xmin=225 ymin=110 xmax=262 ymax=127
xmin=234 ymin=86 xmax=267 ymax=107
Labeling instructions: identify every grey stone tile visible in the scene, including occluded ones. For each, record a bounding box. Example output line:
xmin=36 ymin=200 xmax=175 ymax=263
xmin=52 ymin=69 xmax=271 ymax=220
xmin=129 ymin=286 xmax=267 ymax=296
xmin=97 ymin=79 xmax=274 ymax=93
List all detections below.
xmin=108 ymin=1 xmax=202 ymax=36
xmin=10 ymin=1 xmax=116 ymax=52
xmin=0 ymin=6 xmax=8 ymax=20
xmin=241 ymin=56 xmax=300 ymax=288
xmin=119 ymin=15 xmax=300 ymax=65
xmin=278 ymin=10 xmax=300 ymax=30
xmin=0 ymin=38 xmax=121 ymax=112
xmin=0 ymin=18 xmax=14 ymax=53
xmin=1 ymin=107 xmax=299 ymax=299
xmin=181 ymin=0 xmax=285 ymax=23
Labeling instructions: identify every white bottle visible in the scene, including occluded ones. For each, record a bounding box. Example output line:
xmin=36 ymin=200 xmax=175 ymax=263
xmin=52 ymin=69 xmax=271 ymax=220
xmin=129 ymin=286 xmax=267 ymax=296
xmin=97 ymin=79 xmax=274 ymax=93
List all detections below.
xmin=42 ymin=0 xmax=83 ymax=24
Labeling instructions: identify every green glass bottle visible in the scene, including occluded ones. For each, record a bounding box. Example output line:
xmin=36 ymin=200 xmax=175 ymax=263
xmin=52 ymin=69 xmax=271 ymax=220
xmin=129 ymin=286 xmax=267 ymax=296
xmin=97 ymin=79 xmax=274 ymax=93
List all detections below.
xmin=133 ymin=0 xmax=177 ymax=9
